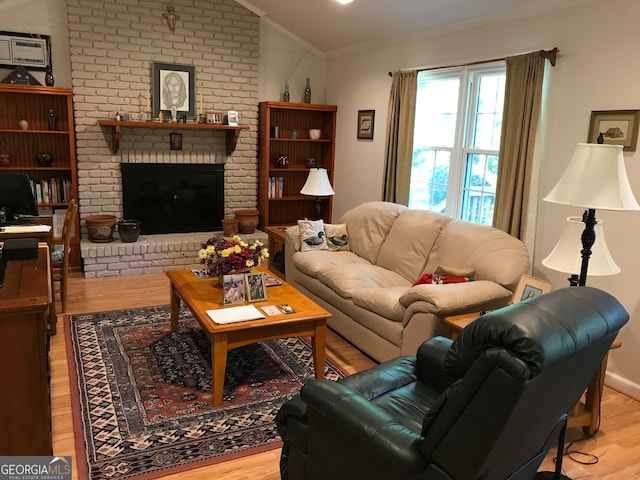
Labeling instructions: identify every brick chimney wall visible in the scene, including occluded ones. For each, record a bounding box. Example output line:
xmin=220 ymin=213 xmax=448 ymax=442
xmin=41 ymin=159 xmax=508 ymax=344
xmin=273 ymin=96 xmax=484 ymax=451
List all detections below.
xmin=66 ymin=0 xmax=259 ymax=225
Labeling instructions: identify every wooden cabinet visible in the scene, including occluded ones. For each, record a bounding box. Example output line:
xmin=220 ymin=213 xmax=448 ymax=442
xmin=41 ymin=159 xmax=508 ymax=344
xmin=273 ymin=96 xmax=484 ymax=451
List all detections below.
xmin=0 ymin=85 xmax=80 ymax=268
xmin=258 ymin=102 xmax=337 ymax=228
xmin=0 ymin=245 xmax=53 ymax=455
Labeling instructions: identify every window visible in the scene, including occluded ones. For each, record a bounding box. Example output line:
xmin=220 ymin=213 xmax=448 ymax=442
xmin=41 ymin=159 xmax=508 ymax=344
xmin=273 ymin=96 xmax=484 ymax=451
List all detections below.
xmin=409 ymin=63 xmax=505 ymax=225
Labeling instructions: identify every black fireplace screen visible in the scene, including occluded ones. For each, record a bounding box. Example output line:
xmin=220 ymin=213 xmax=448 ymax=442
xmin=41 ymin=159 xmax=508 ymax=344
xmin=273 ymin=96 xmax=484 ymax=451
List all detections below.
xmin=121 ymin=163 xmax=224 ymax=235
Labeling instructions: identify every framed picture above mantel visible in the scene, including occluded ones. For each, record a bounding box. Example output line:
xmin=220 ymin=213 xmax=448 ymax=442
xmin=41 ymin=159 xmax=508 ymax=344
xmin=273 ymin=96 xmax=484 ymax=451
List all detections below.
xmin=152 ymin=62 xmax=195 ymax=118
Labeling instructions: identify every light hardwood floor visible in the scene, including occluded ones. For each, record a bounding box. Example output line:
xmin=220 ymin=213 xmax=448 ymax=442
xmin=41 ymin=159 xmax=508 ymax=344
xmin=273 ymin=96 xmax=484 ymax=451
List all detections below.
xmin=51 ymin=273 xmax=640 ymax=480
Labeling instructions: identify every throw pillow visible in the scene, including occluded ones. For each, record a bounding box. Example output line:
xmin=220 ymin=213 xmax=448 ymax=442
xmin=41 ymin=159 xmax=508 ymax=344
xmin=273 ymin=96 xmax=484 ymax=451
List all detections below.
xmin=434 ymin=265 xmax=475 ymax=278
xmin=298 ymin=219 xmax=328 ymax=252
xmin=324 ymin=223 xmax=350 ymax=251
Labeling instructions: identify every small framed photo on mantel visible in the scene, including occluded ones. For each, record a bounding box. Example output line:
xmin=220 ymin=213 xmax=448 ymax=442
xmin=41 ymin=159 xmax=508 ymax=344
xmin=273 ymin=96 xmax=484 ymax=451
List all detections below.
xmin=206 ymin=111 xmax=223 ymax=124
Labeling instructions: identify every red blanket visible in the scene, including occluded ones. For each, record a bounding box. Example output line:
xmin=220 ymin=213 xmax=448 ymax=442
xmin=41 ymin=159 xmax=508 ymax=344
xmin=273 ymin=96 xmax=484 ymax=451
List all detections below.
xmin=412 ymin=273 xmax=473 ymax=286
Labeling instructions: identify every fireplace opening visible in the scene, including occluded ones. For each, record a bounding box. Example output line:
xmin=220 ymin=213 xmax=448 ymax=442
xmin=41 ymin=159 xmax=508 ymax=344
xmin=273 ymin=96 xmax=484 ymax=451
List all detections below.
xmin=121 ymin=163 xmax=224 ymax=235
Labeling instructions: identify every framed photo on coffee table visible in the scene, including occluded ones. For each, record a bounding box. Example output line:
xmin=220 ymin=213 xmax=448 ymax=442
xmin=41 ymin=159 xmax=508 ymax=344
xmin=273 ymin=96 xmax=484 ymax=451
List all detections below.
xmin=223 ymin=274 xmax=245 ymax=305
xmin=245 ymin=273 xmax=267 ymax=302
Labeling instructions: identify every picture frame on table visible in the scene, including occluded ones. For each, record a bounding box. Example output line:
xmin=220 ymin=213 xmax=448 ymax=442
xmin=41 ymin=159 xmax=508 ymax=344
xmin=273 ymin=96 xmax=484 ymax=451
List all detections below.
xmin=223 ymin=274 xmax=245 ymax=305
xmin=206 ymin=111 xmax=223 ymax=124
xmin=357 ymin=109 xmax=375 ymax=140
xmin=512 ymin=274 xmax=552 ymax=303
xmin=588 ymin=109 xmax=640 ymax=152
xmin=245 ymin=273 xmax=267 ymax=302
xmin=152 ymin=62 xmax=195 ymax=118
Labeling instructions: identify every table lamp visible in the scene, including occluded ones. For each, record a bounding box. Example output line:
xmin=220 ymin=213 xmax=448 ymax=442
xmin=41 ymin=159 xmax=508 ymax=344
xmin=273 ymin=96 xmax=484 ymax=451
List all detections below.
xmin=542 ymin=216 xmax=620 ymax=286
xmin=301 ymin=168 xmax=335 ymax=220
xmin=544 ymin=143 xmax=639 ymax=286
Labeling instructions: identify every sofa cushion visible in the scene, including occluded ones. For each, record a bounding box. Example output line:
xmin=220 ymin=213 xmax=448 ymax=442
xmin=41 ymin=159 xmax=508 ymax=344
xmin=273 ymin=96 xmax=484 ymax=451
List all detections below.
xmin=399 ymin=280 xmax=512 ymax=315
xmin=351 ymin=287 xmax=409 ymax=322
xmin=292 ymin=250 xmax=368 ymax=279
xmin=317 ymin=264 xmax=410 ymax=299
xmin=339 ymin=201 xmax=406 ymax=265
xmin=377 ymin=210 xmax=452 ymax=282
xmin=325 ymin=223 xmax=351 ymax=251
xmin=298 ymin=219 xmax=328 ymax=252
xmin=424 ymin=219 xmax=530 ymax=292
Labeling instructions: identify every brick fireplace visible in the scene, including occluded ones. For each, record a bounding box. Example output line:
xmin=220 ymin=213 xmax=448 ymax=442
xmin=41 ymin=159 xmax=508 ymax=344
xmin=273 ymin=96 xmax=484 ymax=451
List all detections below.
xmin=66 ymin=0 xmax=260 ymax=276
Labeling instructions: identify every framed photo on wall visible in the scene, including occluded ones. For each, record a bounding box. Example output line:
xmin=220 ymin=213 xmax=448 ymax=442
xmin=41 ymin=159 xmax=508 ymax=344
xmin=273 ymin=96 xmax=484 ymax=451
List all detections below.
xmin=152 ymin=62 xmax=195 ymax=118
xmin=588 ymin=109 xmax=640 ymax=152
xmin=0 ymin=31 xmax=51 ymax=71
xmin=357 ymin=109 xmax=375 ymax=140
xmin=169 ymin=132 xmax=182 ymax=150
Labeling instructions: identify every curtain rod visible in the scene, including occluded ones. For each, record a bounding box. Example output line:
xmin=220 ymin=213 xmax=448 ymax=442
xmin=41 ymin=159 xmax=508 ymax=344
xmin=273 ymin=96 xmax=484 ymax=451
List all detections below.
xmin=387 ymin=47 xmax=558 ymax=77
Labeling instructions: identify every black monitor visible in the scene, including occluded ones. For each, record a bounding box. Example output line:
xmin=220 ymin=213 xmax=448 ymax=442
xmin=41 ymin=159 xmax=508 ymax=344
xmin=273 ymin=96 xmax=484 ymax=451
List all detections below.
xmin=0 ymin=173 xmax=39 ymax=225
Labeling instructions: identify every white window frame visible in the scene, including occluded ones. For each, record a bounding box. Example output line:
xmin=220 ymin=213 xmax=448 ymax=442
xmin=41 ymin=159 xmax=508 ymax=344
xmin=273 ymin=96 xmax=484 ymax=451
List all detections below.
xmin=411 ymin=62 xmax=505 ymax=223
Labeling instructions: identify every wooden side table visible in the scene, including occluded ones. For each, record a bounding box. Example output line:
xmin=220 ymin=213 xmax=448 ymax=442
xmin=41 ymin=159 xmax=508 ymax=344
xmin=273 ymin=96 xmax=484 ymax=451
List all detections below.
xmin=263 ymin=225 xmax=291 ymax=278
xmin=443 ymin=312 xmax=621 ymax=435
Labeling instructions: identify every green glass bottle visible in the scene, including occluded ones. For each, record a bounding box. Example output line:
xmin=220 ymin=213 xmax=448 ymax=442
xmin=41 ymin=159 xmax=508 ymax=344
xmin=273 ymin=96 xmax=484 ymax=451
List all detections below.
xmin=304 ymin=78 xmax=311 ymax=103
xmin=283 ymin=84 xmax=290 ymax=102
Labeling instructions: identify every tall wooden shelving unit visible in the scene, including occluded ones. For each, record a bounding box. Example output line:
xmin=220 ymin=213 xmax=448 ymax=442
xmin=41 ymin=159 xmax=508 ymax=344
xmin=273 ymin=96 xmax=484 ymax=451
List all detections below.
xmin=0 ymin=84 xmax=80 ymax=267
xmin=258 ymin=101 xmax=337 ymax=229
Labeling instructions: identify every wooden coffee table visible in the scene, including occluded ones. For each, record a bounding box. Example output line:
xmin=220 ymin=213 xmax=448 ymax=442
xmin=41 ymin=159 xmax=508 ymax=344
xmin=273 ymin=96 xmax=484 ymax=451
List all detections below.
xmin=166 ymin=267 xmax=330 ymax=406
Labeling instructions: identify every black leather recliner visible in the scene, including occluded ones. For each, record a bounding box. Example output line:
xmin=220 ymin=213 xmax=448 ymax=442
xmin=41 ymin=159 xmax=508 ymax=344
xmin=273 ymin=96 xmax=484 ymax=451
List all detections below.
xmin=275 ymin=286 xmax=628 ymax=480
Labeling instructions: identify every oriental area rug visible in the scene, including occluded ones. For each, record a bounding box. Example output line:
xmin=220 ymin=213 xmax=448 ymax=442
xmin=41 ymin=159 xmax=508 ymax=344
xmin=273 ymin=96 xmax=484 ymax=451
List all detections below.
xmin=66 ymin=305 xmax=345 ymax=480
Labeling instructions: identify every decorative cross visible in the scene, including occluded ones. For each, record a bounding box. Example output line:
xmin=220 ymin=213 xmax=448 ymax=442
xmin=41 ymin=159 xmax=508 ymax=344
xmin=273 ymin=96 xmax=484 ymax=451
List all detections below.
xmin=162 ymin=6 xmax=179 ymax=32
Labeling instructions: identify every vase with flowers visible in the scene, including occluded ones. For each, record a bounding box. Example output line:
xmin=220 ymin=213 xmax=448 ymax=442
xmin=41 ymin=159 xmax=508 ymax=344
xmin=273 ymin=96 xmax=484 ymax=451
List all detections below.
xmin=198 ymin=235 xmax=268 ymax=280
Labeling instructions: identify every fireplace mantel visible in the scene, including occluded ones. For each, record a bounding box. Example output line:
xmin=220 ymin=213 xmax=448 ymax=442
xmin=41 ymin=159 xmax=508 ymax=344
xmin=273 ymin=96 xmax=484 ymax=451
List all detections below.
xmin=99 ymin=120 xmax=250 ymax=155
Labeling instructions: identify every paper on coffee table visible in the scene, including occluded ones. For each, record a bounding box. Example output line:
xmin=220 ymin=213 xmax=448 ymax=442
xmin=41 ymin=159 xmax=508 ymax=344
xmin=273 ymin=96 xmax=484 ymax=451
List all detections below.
xmin=207 ymin=305 xmax=266 ymax=324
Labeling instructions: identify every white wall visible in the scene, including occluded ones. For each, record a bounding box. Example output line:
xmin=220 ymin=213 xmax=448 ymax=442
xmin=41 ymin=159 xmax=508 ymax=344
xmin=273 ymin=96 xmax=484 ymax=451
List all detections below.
xmin=326 ymin=0 xmax=640 ymax=399
xmin=258 ymin=18 xmax=326 ymax=103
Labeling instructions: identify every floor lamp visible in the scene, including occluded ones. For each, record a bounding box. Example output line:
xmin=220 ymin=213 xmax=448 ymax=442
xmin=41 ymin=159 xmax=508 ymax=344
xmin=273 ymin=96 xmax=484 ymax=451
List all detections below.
xmin=540 ymin=143 xmax=638 ymax=479
xmin=300 ymin=168 xmax=334 ymax=221
xmin=544 ymin=143 xmax=639 ymax=286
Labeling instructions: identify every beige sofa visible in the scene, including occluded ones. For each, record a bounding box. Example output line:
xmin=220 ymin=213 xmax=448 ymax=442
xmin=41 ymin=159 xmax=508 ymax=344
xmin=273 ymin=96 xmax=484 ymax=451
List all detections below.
xmin=284 ymin=201 xmax=530 ymax=363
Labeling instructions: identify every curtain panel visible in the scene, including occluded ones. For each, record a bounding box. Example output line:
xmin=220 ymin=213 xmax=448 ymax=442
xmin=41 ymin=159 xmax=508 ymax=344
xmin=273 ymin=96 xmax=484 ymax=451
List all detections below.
xmin=492 ymin=52 xmax=548 ymax=239
xmin=383 ymin=70 xmax=417 ymax=204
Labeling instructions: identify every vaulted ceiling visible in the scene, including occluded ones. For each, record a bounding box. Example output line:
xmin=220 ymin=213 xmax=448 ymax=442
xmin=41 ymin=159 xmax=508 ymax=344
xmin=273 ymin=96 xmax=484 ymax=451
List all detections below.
xmin=238 ymin=0 xmax=592 ymax=56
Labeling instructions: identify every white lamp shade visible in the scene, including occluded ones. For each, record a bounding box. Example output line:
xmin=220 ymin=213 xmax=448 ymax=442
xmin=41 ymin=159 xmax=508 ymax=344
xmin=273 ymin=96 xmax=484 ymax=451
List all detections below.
xmin=542 ymin=216 xmax=620 ymax=276
xmin=300 ymin=168 xmax=335 ymax=196
xmin=544 ymin=143 xmax=640 ymax=211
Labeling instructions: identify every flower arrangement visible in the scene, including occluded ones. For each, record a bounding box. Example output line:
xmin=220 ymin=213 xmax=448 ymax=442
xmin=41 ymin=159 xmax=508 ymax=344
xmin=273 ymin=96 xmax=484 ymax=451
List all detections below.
xmin=198 ymin=235 xmax=268 ymax=277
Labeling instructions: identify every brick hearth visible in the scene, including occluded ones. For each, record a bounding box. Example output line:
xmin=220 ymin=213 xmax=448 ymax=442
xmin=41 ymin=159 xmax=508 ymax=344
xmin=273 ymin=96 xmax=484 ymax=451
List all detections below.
xmin=80 ymin=230 xmax=268 ymax=278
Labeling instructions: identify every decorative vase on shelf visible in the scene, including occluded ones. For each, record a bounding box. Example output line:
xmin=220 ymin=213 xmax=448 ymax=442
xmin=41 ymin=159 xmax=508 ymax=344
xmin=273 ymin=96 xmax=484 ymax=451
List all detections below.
xmin=304 ymin=77 xmax=311 ymax=103
xmin=48 ymin=109 xmax=57 ymax=130
xmin=18 ymin=118 xmax=28 ymax=130
xmin=45 ymin=67 xmax=55 ymax=87
xmin=276 ymin=154 xmax=289 ymax=168
xmin=283 ymin=84 xmax=290 ymax=102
